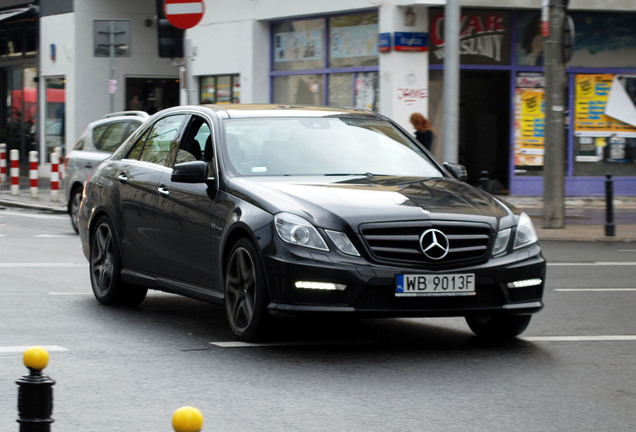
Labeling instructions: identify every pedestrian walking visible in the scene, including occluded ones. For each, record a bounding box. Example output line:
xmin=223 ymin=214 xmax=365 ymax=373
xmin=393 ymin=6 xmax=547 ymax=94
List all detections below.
xmin=410 ymin=112 xmax=434 ymax=151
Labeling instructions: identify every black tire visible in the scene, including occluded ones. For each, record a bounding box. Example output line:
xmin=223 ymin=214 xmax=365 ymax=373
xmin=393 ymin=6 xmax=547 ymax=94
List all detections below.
xmin=466 ymin=314 xmax=532 ymax=340
xmin=89 ymin=216 xmax=147 ymax=306
xmin=69 ymin=186 xmax=82 ymax=234
xmin=224 ymin=238 xmax=269 ymax=341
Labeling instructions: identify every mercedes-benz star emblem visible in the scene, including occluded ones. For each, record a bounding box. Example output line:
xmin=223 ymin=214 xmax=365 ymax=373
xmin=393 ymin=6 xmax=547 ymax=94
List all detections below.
xmin=419 ymin=229 xmax=450 ymax=260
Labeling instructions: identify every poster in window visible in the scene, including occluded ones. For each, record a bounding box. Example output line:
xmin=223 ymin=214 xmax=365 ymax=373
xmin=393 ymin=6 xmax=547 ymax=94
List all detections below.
xmin=514 ymin=73 xmax=545 ymax=169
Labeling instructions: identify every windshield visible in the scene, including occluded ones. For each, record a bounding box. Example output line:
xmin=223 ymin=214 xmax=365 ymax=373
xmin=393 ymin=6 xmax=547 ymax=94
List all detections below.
xmin=222 ymin=117 xmax=443 ymax=177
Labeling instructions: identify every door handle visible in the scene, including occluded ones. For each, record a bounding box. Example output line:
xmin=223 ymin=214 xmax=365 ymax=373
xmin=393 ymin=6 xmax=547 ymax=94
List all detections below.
xmin=158 ymin=185 xmax=170 ymax=197
xmin=117 ymin=173 xmax=128 ymax=183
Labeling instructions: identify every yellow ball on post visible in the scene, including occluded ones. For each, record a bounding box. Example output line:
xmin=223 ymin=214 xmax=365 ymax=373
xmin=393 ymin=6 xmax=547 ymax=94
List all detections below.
xmin=23 ymin=346 xmax=50 ymax=371
xmin=172 ymin=406 xmax=204 ymax=432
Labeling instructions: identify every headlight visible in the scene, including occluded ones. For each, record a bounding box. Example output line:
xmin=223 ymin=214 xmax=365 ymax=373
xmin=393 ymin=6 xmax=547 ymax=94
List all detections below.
xmin=514 ymin=212 xmax=538 ymax=249
xmin=274 ymin=213 xmax=329 ymax=251
xmin=493 ymin=213 xmax=538 ymax=256
xmin=325 ymin=229 xmax=360 ymax=256
xmin=492 ymin=228 xmax=511 ymax=256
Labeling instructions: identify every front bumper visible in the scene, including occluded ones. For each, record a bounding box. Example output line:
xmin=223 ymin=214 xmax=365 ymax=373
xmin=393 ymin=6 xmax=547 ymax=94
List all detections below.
xmin=264 ymin=243 xmax=546 ymax=318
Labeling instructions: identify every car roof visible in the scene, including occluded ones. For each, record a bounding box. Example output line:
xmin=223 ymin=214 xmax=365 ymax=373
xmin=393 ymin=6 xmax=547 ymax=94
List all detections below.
xmin=86 ymin=112 xmax=148 ymax=129
xmin=102 ymin=110 xmax=150 ymax=119
xmin=154 ymin=104 xmax=382 ymax=120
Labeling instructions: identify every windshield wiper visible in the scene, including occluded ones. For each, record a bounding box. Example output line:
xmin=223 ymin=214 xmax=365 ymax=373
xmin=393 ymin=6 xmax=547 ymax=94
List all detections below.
xmin=324 ymin=172 xmax=379 ymax=177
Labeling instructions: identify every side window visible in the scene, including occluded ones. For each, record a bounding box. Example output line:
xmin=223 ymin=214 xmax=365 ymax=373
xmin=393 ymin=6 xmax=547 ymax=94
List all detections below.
xmin=96 ymin=121 xmax=135 ymax=153
xmin=126 ymin=128 xmax=150 ymax=160
xmin=173 ymin=116 xmax=213 ymax=165
xmin=74 ymin=136 xmax=86 ymax=151
xmin=92 ymin=124 xmax=108 ymax=149
xmin=138 ymin=115 xmax=187 ymax=166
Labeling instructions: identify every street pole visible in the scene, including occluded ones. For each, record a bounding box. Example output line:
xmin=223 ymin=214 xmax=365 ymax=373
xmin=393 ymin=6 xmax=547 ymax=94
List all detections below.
xmin=542 ymin=0 xmax=567 ymax=228
xmin=109 ymin=21 xmax=116 ymax=114
xmin=442 ymin=0 xmax=460 ymax=163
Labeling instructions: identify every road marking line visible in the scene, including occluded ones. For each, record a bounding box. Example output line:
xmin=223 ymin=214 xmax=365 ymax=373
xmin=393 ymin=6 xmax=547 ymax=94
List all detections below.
xmin=212 ymin=336 xmax=636 ymax=347
xmin=0 ymin=263 xmax=86 ymax=267
xmin=34 ymin=234 xmax=76 ymax=238
xmin=210 ymin=340 xmax=378 ymax=348
xmin=0 ymin=345 xmax=68 ymax=353
xmin=555 ymin=288 xmax=636 ymax=292
xmin=0 ymin=211 xmax=64 ymax=220
xmin=548 ymin=262 xmax=636 ymax=266
xmin=49 ymin=292 xmax=92 ymax=295
xmin=523 ymin=335 xmax=636 ymax=342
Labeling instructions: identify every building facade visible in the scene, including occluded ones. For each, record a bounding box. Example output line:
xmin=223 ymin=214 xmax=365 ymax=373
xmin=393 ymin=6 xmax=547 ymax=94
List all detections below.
xmin=1 ymin=0 xmax=635 ymax=196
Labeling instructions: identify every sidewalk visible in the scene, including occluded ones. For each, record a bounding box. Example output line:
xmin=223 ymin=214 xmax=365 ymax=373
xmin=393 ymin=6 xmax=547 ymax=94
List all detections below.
xmin=1 ymin=177 xmax=635 ymax=242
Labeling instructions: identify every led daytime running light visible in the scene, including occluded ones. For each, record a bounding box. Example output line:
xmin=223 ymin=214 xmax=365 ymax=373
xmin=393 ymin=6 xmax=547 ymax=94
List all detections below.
xmin=507 ymin=278 xmax=542 ymax=289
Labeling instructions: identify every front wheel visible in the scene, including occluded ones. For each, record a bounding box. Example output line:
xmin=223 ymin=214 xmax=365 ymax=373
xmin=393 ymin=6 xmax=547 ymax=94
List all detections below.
xmin=466 ymin=314 xmax=532 ymax=340
xmin=224 ymin=238 xmax=269 ymax=341
xmin=69 ymin=186 xmax=82 ymax=234
xmin=89 ymin=216 xmax=147 ymax=306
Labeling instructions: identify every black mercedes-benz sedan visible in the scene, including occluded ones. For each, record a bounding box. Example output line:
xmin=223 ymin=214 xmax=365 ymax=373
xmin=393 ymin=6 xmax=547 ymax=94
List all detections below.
xmin=78 ymin=104 xmax=545 ymax=341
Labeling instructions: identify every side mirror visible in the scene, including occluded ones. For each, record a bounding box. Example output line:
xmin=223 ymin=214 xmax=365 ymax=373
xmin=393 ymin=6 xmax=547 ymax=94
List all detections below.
xmin=443 ymin=162 xmax=468 ymax=182
xmin=171 ymin=161 xmax=209 ymax=183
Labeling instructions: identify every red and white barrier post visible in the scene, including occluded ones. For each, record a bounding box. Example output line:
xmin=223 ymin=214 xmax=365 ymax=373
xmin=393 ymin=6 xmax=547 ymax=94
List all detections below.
xmin=10 ymin=149 xmax=19 ymax=195
xmin=54 ymin=146 xmax=64 ymax=182
xmin=50 ymin=151 xmax=60 ymax=202
xmin=29 ymin=150 xmax=38 ymax=199
xmin=0 ymin=143 xmax=6 ymax=184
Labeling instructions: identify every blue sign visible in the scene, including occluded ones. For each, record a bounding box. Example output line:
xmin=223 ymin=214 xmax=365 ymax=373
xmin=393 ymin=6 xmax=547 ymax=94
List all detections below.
xmin=378 ymin=32 xmax=392 ymax=52
xmin=394 ymin=32 xmax=428 ymax=52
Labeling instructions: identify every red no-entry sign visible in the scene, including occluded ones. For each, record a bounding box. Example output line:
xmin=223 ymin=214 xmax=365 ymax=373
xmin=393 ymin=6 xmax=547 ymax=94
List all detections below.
xmin=164 ymin=0 xmax=205 ymax=29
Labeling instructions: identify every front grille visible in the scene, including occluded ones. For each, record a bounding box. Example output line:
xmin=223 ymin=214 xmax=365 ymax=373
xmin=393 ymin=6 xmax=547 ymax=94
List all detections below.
xmin=359 ymin=220 xmax=493 ymax=268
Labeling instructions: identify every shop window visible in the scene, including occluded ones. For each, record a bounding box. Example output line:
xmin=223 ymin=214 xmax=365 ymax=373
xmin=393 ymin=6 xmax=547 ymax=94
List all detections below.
xmin=2 ymin=67 xmax=37 ymax=158
xmin=273 ymin=75 xmax=324 ymax=106
xmin=329 ymin=72 xmax=379 ymax=110
xmin=200 ymin=75 xmax=240 ymax=104
xmin=272 ymin=18 xmax=325 ymax=72
xmin=44 ymin=77 xmax=66 ymax=162
xmin=271 ymin=11 xmax=379 ymax=109
xmin=328 ymin=13 xmax=379 ymax=68
xmin=573 ymin=74 xmax=636 ymax=177
xmin=513 ymin=72 xmax=545 ymax=177
xmin=516 ymin=11 xmax=636 ymax=68
xmin=125 ymin=78 xmax=180 ymax=114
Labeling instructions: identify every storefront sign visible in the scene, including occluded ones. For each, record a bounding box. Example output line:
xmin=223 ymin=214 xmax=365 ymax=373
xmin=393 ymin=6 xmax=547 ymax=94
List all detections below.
xmin=429 ymin=9 xmax=510 ymax=65
xmin=378 ymin=33 xmax=391 ymax=52
xmin=394 ymin=32 xmax=428 ymax=52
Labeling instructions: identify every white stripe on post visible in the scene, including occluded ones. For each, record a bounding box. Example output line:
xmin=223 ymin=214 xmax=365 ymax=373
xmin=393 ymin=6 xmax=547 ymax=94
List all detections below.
xmin=29 ymin=150 xmax=38 ymax=199
xmin=50 ymin=152 xmax=60 ymax=202
xmin=0 ymin=143 xmax=6 ymax=184
xmin=10 ymin=149 xmax=19 ymax=196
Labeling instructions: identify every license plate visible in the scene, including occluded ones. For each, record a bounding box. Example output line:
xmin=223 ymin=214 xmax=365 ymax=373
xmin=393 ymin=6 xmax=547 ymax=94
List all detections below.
xmin=396 ymin=273 xmax=476 ymax=297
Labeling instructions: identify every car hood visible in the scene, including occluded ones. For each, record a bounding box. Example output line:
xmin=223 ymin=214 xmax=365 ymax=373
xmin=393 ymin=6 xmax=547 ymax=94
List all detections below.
xmin=229 ymin=176 xmax=514 ymax=230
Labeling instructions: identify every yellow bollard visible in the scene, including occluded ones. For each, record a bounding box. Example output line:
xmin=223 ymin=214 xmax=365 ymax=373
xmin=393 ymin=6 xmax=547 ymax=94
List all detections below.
xmin=172 ymin=406 xmax=204 ymax=432
xmin=17 ymin=346 xmax=55 ymax=431
xmin=23 ymin=346 xmax=50 ymax=371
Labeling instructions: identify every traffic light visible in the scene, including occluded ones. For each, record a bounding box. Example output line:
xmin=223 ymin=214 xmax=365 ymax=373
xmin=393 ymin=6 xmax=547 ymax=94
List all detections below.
xmin=156 ymin=0 xmax=184 ymax=58
xmin=157 ymin=18 xmax=184 ymax=58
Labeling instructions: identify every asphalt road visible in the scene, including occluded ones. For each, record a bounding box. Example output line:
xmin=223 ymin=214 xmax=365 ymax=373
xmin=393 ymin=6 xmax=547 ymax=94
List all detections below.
xmin=0 ymin=207 xmax=635 ymax=431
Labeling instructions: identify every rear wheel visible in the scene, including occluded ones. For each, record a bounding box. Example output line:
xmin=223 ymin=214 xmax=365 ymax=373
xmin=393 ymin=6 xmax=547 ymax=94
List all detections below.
xmin=69 ymin=186 xmax=82 ymax=233
xmin=224 ymin=238 xmax=269 ymax=341
xmin=466 ymin=314 xmax=532 ymax=340
xmin=89 ymin=216 xmax=147 ymax=306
